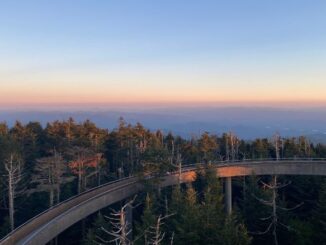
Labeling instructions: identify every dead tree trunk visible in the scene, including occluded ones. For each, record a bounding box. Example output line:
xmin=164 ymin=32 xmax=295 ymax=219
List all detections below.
xmin=272 ymin=175 xmax=278 ymax=245
xmin=273 ymin=133 xmax=281 ymax=161
xmin=148 ymin=214 xmax=174 ymax=245
xmin=8 ymin=165 xmax=14 ymax=231
xmin=99 ymin=199 xmax=135 ymax=245
xmin=4 ymin=154 xmax=23 ymax=231
xmin=252 ymin=175 xmax=303 ymax=245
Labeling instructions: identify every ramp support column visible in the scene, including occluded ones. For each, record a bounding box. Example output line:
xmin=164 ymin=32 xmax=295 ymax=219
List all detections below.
xmin=126 ymin=203 xmax=133 ymax=241
xmin=225 ymin=177 xmax=232 ymax=215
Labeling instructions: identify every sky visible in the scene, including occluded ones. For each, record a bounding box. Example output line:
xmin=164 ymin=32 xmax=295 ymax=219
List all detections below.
xmin=0 ymin=0 xmax=326 ymax=108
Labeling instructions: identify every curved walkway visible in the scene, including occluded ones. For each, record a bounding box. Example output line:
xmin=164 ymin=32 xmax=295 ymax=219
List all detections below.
xmin=1 ymin=159 xmax=326 ymax=245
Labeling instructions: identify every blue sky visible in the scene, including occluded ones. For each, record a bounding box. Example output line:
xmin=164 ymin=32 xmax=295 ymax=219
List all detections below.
xmin=0 ymin=0 xmax=326 ymax=107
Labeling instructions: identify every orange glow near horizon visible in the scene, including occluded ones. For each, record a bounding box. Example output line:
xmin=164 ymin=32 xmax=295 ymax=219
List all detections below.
xmin=1 ymin=84 xmax=326 ymax=108
xmin=1 ymin=68 xmax=326 ymax=108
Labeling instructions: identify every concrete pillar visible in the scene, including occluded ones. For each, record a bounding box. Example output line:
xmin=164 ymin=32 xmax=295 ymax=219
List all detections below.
xmin=225 ymin=177 xmax=232 ymax=215
xmin=125 ymin=203 xmax=133 ymax=241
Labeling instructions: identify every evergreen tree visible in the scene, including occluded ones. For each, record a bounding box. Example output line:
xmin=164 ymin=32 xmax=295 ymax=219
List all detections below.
xmin=176 ymin=186 xmax=200 ymax=244
xmin=135 ymin=194 xmax=157 ymax=244
xmin=315 ymin=180 xmax=326 ymax=243
xmin=84 ymin=212 xmax=111 ymax=245
xmin=222 ymin=215 xmax=252 ymax=245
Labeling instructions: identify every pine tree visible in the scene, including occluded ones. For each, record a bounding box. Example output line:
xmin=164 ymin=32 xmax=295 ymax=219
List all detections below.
xmin=222 ymin=215 xmax=251 ymax=245
xmin=176 ymin=186 xmax=200 ymax=244
xmin=315 ymin=180 xmax=326 ymax=243
xmin=136 ymin=193 xmax=157 ymax=244
xmin=84 ymin=212 xmax=111 ymax=245
xmin=199 ymin=167 xmax=225 ymax=244
xmin=241 ymin=175 xmax=270 ymax=234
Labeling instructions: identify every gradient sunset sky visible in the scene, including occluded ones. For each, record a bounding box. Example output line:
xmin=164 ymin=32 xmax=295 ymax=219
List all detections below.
xmin=1 ymin=1 xmax=326 ymax=108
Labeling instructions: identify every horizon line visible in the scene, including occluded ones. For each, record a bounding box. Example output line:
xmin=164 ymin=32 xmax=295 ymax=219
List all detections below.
xmin=1 ymin=100 xmax=326 ymax=111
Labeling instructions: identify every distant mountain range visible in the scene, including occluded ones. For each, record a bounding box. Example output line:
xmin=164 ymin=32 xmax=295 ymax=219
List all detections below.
xmin=1 ymin=107 xmax=326 ymax=143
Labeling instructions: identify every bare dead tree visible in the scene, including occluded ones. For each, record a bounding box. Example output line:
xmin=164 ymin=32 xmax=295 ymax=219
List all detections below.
xmin=216 ymin=153 xmax=225 ymax=162
xmin=225 ymin=132 xmax=239 ymax=161
xmin=170 ymin=232 xmax=174 ymax=245
xmin=252 ymin=176 xmax=303 ymax=245
xmin=272 ymin=133 xmax=281 ymax=161
xmin=230 ymin=132 xmax=239 ymax=161
xmin=3 ymin=153 xmax=24 ymax=231
xmin=305 ymin=138 xmax=311 ymax=157
xmin=31 ymin=149 xmax=73 ymax=207
xmin=170 ymin=151 xmax=182 ymax=186
xmin=165 ymin=194 xmax=169 ymax=215
xmin=93 ymin=196 xmax=173 ymax=245
xmin=147 ymin=214 xmax=174 ymax=245
xmin=170 ymin=139 xmax=174 ymax=166
xmin=97 ymin=198 xmax=136 ymax=245
xmin=225 ymin=135 xmax=230 ymax=161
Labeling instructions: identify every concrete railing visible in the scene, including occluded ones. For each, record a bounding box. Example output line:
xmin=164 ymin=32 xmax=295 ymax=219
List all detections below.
xmin=1 ymin=159 xmax=326 ymax=245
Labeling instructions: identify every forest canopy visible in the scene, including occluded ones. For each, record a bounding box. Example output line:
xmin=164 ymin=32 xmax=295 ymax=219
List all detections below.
xmin=0 ymin=118 xmax=326 ymax=244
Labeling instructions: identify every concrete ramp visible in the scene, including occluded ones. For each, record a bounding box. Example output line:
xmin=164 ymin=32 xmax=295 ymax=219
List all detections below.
xmin=1 ymin=160 xmax=326 ymax=245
